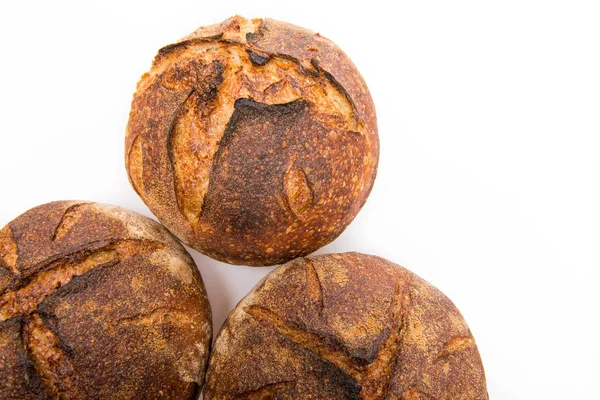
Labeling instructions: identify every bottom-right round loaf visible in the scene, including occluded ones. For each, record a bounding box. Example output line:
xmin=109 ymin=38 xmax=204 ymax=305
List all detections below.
xmin=204 ymin=253 xmax=488 ymax=400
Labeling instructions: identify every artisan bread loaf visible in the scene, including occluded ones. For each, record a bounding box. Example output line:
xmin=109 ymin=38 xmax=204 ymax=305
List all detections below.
xmin=0 ymin=201 xmax=212 ymax=399
xmin=204 ymin=253 xmax=487 ymax=399
xmin=126 ymin=16 xmax=379 ymax=266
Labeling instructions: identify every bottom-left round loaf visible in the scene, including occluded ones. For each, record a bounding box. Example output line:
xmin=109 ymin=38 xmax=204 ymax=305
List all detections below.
xmin=0 ymin=201 xmax=212 ymax=399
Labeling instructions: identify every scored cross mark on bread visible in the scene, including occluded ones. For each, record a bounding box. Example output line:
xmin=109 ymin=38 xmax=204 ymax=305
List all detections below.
xmin=117 ymin=307 xmax=193 ymax=328
xmin=23 ymin=313 xmax=88 ymax=399
xmin=243 ymin=304 xmax=365 ymax=375
xmin=304 ymin=259 xmax=324 ymax=314
xmin=242 ymin=281 xmax=409 ymax=400
xmin=435 ymin=335 xmax=476 ymax=361
xmin=51 ymin=202 xmax=92 ymax=241
xmin=0 ymin=239 xmax=164 ymax=322
xmin=282 ymin=164 xmax=314 ymax=220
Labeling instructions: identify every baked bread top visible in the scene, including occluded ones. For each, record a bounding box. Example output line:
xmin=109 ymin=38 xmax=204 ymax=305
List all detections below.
xmin=126 ymin=16 xmax=379 ymax=265
xmin=0 ymin=201 xmax=212 ymax=399
xmin=204 ymin=253 xmax=488 ymax=399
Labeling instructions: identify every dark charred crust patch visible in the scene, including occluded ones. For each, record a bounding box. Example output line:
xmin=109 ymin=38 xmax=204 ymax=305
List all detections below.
xmin=158 ymin=35 xmax=226 ymax=61
xmin=201 ymin=98 xmax=308 ymax=225
xmin=246 ymin=32 xmax=264 ymax=44
xmin=246 ymin=49 xmax=270 ymax=66
xmin=35 ymin=307 xmax=76 ymax=356
xmin=311 ymin=360 xmax=362 ymax=399
xmin=195 ymin=60 xmax=225 ymax=97
xmin=233 ymin=97 xmax=307 ymax=115
xmin=156 ymin=41 xmax=193 ymax=63
xmin=300 ymin=58 xmax=321 ymax=76
xmin=310 ymin=57 xmax=321 ymax=72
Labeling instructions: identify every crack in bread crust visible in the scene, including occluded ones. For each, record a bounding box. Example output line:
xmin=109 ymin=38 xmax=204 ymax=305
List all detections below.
xmin=283 ymin=164 xmax=314 ymax=220
xmin=0 ymin=226 xmax=19 ymax=274
xmin=52 ymin=203 xmax=92 ymax=242
xmin=305 ymin=259 xmax=324 ymax=314
xmin=117 ymin=307 xmax=193 ymax=328
xmin=23 ymin=313 xmax=87 ymax=398
xmin=435 ymin=336 xmax=476 ymax=361
xmin=168 ymin=87 xmax=199 ymax=218
xmin=358 ymin=283 xmax=410 ymax=399
xmin=0 ymin=239 xmax=164 ymax=323
xmin=244 ymin=305 xmax=366 ymax=374
xmin=243 ymin=286 xmax=408 ymax=400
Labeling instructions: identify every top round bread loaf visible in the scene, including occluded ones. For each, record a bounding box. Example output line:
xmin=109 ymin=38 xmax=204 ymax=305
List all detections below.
xmin=125 ymin=16 xmax=379 ymax=266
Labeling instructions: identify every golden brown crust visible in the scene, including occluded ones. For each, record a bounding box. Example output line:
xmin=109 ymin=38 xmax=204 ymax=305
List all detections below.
xmin=126 ymin=16 xmax=379 ymax=265
xmin=204 ymin=253 xmax=488 ymax=399
xmin=0 ymin=201 xmax=212 ymax=399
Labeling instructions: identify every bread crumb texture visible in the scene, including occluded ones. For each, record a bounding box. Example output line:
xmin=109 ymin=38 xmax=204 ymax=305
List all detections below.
xmin=0 ymin=201 xmax=212 ymax=399
xmin=204 ymin=253 xmax=488 ymax=399
xmin=126 ymin=16 xmax=379 ymax=265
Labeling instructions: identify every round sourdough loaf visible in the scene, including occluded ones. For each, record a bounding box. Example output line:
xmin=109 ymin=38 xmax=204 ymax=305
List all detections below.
xmin=125 ymin=16 xmax=379 ymax=266
xmin=0 ymin=201 xmax=212 ymax=399
xmin=204 ymin=253 xmax=488 ymax=399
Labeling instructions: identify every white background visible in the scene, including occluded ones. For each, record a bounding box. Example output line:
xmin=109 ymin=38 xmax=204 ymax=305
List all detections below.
xmin=0 ymin=1 xmax=598 ymax=398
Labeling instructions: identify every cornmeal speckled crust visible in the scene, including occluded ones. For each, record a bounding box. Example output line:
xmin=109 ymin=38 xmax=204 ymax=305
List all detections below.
xmin=0 ymin=201 xmax=212 ymax=399
xmin=125 ymin=16 xmax=379 ymax=266
xmin=205 ymin=253 xmax=488 ymax=399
